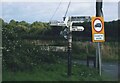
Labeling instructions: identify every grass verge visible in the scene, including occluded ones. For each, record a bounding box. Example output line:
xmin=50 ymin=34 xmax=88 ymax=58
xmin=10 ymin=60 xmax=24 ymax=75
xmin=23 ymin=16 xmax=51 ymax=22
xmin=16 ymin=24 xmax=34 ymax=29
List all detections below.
xmin=3 ymin=62 xmax=111 ymax=81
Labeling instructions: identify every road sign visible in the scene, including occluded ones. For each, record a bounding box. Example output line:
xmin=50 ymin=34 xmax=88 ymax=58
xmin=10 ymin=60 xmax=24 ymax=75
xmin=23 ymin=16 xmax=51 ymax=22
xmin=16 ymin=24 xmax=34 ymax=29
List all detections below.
xmin=70 ymin=16 xmax=91 ymax=23
xmin=91 ymin=17 xmax=105 ymax=42
xmin=60 ymin=28 xmax=68 ymax=39
xmin=72 ymin=26 xmax=84 ymax=31
xmin=50 ymin=21 xmax=66 ymax=26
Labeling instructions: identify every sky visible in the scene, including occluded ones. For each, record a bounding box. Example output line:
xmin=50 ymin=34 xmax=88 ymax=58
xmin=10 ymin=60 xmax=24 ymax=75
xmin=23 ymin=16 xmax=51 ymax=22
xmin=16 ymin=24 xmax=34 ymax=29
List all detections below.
xmin=118 ymin=2 xmax=120 ymax=19
xmin=0 ymin=0 xmax=119 ymax=23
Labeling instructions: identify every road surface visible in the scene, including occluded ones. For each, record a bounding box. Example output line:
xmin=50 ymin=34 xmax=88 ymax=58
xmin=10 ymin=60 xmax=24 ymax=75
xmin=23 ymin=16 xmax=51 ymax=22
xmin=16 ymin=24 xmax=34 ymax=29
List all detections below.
xmin=0 ymin=56 xmax=2 ymax=82
xmin=73 ymin=60 xmax=118 ymax=81
xmin=101 ymin=62 xmax=118 ymax=81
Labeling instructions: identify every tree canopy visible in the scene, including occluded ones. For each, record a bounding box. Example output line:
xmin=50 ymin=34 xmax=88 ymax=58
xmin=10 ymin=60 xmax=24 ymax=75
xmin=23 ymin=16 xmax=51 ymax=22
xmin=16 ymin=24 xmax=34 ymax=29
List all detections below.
xmin=1 ymin=18 xmax=119 ymax=41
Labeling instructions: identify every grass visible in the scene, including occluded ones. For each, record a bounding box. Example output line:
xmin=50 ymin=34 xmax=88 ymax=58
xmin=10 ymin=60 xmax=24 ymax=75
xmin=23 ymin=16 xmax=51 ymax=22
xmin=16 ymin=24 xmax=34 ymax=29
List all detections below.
xmin=72 ymin=42 xmax=118 ymax=62
xmin=2 ymin=62 xmax=111 ymax=81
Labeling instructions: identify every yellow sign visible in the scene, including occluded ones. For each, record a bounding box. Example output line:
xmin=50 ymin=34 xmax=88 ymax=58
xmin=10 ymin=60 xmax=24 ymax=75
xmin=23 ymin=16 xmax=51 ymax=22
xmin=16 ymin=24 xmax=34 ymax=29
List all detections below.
xmin=91 ymin=17 xmax=105 ymax=42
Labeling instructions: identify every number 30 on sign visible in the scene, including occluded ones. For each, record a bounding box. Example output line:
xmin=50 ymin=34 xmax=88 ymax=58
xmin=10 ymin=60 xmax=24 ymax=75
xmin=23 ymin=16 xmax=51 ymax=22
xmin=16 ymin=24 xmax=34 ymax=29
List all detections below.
xmin=91 ymin=17 xmax=105 ymax=42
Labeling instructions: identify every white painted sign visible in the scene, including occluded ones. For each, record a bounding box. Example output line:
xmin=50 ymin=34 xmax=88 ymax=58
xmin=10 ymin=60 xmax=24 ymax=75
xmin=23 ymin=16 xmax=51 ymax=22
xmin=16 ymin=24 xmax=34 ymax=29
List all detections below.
xmin=94 ymin=34 xmax=104 ymax=40
xmin=60 ymin=28 xmax=68 ymax=39
xmin=72 ymin=26 xmax=84 ymax=31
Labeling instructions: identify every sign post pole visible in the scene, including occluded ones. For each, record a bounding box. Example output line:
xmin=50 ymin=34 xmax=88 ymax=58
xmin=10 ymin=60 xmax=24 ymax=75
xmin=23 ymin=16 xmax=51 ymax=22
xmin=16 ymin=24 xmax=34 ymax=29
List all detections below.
xmin=67 ymin=17 xmax=72 ymax=77
xmin=60 ymin=16 xmax=86 ymax=77
xmin=97 ymin=42 xmax=101 ymax=76
xmin=96 ymin=0 xmax=103 ymax=76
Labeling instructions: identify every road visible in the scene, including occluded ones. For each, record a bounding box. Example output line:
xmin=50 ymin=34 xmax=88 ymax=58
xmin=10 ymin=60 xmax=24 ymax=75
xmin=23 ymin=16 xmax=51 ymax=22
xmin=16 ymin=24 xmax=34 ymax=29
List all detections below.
xmin=101 ymin=62 xmax=118 ymax=81
xmin=73 ymin=60 xmax=118 ymax=81
xmin=0 ymin=56 xmax=2 ymax=82
xmin=0 ymin=47 xmax=2 ymax=82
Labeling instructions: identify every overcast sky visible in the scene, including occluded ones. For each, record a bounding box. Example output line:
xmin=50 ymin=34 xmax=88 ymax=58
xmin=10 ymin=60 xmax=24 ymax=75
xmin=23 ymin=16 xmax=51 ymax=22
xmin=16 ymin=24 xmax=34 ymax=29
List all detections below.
xmin=0 ymin=1 xmax=119 ymax=23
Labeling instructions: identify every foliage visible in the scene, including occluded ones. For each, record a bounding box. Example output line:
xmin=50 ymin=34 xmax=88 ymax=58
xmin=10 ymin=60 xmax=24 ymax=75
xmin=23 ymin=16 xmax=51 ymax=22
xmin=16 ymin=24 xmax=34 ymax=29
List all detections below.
xmin=2 ymin=18 xmax=118 ymax=72
xmin=2 ymin=39 xmax=63 ymax=71
xmin=3 ymin=62 xmax=111 ymax=81
xmin=2 ymin=19 xmax=63 ymax=71
xmin=2 ymin=18 xmax=119 ymax=41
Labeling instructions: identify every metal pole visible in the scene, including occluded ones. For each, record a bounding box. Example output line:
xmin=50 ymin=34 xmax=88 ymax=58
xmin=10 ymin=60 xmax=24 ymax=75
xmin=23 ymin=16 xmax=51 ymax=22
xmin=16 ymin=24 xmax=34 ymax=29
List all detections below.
xmin=96 ymin=0 xmax=103 ymax=76
xmin=98 ymin=42 xmax=101 ymax=76
xmin=95 ymin=44 xmax=98 ymax=68
xmin=67 ymin=18 xmax=72 ymax=77
xmin=0 ymin=17 xmax=2 ymax=83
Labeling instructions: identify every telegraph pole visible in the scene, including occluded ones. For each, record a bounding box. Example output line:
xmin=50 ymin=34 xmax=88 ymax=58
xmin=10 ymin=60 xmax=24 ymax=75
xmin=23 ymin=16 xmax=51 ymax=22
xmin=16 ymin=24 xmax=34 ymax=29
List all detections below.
xmin=96 ymin=0 xmax=103 ymax=76
xmin=67 ymin=17 xmax=72 ymax=77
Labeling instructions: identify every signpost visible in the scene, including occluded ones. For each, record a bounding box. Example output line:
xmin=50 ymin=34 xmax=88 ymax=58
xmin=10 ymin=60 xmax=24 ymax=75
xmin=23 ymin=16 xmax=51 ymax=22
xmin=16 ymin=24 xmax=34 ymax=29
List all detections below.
xmin=95 ymin=0 xmax=104 ymax=76
xmin=59 ymin=16 xmax=87 ymax=77
xmin=91 ymin=17 xmax=105 ymax=42
xmin=67 ymin=21 xmax=72 ymax=77
xmin=50 ymin=0 xmax=105 ymax=77
xmin=60 ymin=28 xmax=68 ymax=39
xmin=72 ymin=26 xmax=84 ymax=32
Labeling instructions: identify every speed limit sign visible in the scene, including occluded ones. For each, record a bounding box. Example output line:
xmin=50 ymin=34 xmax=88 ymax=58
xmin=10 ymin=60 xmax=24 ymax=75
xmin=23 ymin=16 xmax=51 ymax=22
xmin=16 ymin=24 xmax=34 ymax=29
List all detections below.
xmin=91 ymin=17 xmax=105 ymax=42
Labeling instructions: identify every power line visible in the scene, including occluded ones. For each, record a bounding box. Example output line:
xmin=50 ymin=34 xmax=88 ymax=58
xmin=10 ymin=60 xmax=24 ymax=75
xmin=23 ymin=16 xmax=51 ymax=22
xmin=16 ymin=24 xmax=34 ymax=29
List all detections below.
xmin=49 ymin=1 xmax=62 ymax=21
xmin=64 ymin=0 xmax=71 ymax=18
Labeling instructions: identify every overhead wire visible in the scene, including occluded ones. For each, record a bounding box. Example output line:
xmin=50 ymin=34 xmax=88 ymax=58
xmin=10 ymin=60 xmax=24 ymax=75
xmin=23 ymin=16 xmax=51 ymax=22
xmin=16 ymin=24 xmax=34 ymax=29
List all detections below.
xmin=64 ymin=0 xmax=71 ymax=18
xmin=49 ymin=0 xmax=62 ymax=21
xmin=49 ymin=0 xmax=71 ymax=22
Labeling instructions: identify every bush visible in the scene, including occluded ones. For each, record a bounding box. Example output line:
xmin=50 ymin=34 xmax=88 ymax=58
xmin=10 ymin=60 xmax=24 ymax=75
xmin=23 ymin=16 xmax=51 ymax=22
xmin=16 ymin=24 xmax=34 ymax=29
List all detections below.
xmin=2 ymin=26 xmax=62 ymax=71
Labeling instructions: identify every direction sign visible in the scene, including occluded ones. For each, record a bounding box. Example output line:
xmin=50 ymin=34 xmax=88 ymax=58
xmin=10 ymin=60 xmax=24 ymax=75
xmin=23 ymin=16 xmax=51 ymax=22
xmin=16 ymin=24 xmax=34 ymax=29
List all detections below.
xmin=91 ymin=17 xmax=105 ymax=42
xmin=60 ymin=28 xmax=68 ymax=39
xmin=72 ymin=26 xmax=84 ymax=31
